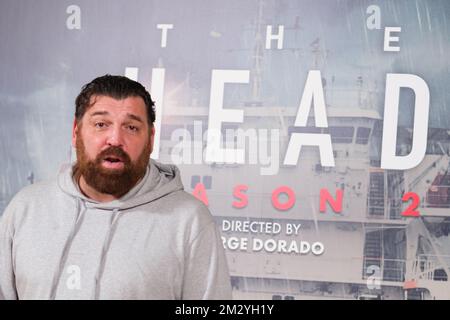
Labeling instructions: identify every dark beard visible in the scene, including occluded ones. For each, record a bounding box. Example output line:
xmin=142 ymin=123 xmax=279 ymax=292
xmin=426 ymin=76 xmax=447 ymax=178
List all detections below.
xmin=73 ymin=135 xmax=152 ymax=198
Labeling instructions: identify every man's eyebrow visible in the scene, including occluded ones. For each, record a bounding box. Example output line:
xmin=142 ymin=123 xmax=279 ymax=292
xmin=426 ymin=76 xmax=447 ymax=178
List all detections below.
xmin=88 ymin=111 xmax=144 ymax=123
xmin=89 ymin=111 xmax=109 ymax=117
xmin=126 ymin=113 xmax=144 ymax=123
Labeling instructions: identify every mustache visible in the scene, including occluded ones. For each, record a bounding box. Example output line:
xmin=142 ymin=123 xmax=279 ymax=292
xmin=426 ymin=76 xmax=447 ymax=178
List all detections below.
xmin=96 ymin=146 xmax=131 ymax=164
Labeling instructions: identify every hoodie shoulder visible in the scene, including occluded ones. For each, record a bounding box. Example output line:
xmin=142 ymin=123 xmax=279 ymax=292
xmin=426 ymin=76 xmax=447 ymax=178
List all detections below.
xmin=1 ymin=179 xmax=61 ymax=232
xmin=2 ymin=179 xmax=59 ymax=217
xmin=167 ymin=190 xmax=214 ymax=221
xmin=12 ymin=179 xmax=59 ymax=204
xmin=163 ymin=190 xmax=216 ymax=232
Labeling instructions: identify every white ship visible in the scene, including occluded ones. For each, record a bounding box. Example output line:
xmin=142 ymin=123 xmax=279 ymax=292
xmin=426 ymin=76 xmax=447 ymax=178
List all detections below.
xmin=156 ymin=100 xmax=450 ymax=300
xmin=152 ymin=0 xmax=450 ymax=299
xmin=151 ymin=0 xmax=450 ymax=299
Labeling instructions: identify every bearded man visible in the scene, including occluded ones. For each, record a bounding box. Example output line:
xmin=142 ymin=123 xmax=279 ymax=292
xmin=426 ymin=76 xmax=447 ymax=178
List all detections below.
xmin=0 ymin=75 xmax=232 ymax=300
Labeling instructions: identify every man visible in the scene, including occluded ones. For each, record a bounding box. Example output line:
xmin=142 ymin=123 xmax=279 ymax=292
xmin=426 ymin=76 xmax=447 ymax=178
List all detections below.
xmin=0 ymin=75 xmax=232 ymax=299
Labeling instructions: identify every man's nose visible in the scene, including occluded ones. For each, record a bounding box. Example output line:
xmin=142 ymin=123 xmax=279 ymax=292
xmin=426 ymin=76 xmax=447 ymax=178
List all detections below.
xmin=106 ymin=125 xmax=125 ymax=147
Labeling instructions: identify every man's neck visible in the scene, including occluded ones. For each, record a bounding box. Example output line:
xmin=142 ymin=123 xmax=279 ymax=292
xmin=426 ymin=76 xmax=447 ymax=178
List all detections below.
xmin=78 ymin=175 xmax=118 ymax=203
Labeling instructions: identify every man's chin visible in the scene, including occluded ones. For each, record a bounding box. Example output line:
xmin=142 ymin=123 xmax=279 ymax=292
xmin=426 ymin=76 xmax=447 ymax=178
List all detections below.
xmin=97 ymin=166 xmax=127 ymax=177
xmin=84 ymin=170 xmax=133 ymax=196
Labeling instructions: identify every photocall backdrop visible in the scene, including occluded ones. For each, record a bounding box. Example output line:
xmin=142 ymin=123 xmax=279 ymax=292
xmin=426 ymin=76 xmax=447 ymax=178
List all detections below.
xmin=1 ymin=0 xmax=449 ymax=300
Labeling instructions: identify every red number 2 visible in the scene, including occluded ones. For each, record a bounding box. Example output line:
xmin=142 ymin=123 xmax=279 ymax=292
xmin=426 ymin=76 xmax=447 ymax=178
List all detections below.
xmin=401 ymin=192 xmax=420 ymax=217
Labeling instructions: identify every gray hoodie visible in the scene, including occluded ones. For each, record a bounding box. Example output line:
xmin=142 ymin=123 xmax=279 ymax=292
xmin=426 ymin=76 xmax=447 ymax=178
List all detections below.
xmin=0 ymin=159 xmax=232 ymax=300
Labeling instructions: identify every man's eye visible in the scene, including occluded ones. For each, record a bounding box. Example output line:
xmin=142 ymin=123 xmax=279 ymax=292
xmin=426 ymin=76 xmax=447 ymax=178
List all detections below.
xmin=95 ymin=122 xmax=106 ymax=128
xmin=128 ymin=125 xmax=139 ymax=132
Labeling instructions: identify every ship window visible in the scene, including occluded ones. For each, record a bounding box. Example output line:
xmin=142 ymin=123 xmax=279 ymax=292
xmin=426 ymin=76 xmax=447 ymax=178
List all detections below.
xmin=356 ymin=127 xmax=371 ymax=145
xmin=272 ymin=295 xmax=282 ymax=300
xmin=329 ymin=126 xmax=354 ymax=143
xmin=191 ymin=175 xmax=200 ymax=189
xmin=191 ymin=175 xmax=212 ymax=189
xmin=203 ymin=175 xmax=212 ymax=189
xmin=221 ymin=124 xmax=239 ymax=135
xmin=434 ymin=269 xmax=448 ymax=281
xmin=185 ymin=124 xmax=202 ymax=141
xmin=160 ymin=124 xmax=184 ymax=140
xmin=288 ymin=126 xmax=322 ymax=135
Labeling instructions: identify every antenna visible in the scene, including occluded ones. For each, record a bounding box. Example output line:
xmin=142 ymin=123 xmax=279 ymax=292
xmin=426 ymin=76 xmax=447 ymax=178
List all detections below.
xmin=250 ymin=0 xmax=264 ymax=103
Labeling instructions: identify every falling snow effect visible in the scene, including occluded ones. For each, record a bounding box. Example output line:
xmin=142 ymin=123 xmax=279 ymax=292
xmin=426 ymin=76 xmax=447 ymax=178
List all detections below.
xmin=0 ymin=0 xmax=449 ymax=300
xmin=0 ymin=0 xmax=447 ymax=211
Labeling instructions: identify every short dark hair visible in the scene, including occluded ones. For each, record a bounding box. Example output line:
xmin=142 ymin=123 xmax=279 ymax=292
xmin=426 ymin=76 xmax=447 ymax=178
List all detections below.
xmin=75 ymin=74 xmax=155 ymax=125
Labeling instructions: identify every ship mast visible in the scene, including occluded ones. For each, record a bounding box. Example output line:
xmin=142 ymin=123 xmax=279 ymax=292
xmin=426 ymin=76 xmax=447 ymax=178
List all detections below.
xmin=250 ymin=0 xmax=264 ymax=105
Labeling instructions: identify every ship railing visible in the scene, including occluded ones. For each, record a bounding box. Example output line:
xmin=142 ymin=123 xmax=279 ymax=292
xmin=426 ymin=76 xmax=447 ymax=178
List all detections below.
xmin=408 ymin=153 xmax=449 ymax=191
xmin=362 ymin=257 xmax=406 ymax=282
xmin=424 ymin=185 xmax=450 ymax=208
xmin=411 ymin=254 xmax=450 ymax=281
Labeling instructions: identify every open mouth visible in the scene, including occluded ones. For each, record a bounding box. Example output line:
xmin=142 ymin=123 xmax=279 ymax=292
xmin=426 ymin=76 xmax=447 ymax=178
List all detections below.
xmin=104 ymin=156 xmax=123 ymax=163
xmin=102 ymin=156 xmax=125 ymax=169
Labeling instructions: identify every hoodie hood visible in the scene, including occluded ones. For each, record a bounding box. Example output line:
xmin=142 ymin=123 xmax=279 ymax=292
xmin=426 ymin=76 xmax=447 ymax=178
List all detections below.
xmin=57 ymin=159 xmax=184 ymax=210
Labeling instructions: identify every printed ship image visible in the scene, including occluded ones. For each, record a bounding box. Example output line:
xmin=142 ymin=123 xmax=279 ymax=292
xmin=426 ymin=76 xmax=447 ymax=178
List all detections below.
xmin=157 ymin=86 xmax=450 ymax=300
xmin=0 ymin=0 xmax=448 ymax=302
xmin=155 ymin=0 xmax=450 ymax=298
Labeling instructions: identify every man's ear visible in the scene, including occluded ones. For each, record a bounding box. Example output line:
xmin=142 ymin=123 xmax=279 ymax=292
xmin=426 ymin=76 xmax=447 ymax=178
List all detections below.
xmin=72 ymin=119 xmax=79 ymax=148
xmin=149 ymin=125 xmax=155 ymax=153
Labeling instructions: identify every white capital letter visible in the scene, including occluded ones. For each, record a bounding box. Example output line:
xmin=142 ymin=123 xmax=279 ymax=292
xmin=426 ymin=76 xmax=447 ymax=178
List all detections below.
xmin=384 ymin=27 xmax=401 ymax=52
xmin=124 ymin=67 xmax=165 ymax=160
xmin=381 ymin=73 xmax=430 ymax=170
xmin=150 ymin=68 xmax=165 ymax=160
xmin=125 ymin=67 xmax=138 ymax=81
xmin=157 ymin=24 xmax=174 ymax=48
xmin=284 ymin=70 xmax=334 ymax=167
xmin=266 ymin=25 xmax=284 ymax=49
xmin=205 ymin=70 xmax=249 ymax=164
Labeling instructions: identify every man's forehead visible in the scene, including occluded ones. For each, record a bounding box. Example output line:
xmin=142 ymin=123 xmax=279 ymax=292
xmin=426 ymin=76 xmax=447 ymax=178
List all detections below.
xmin=89 ymin=95 xmax=145 ymax=107
xmin=87 ymin=95 xmax=146 ymax=115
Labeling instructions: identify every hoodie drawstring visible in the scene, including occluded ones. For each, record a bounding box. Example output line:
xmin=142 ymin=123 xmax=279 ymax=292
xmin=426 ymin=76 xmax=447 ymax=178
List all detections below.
xmin=49 ymin=198 xmax=87 ymax=299
xmin=93 ymin=208 xmax=121 ymax=299
xmin=49 ymin=201 xmax=122 ymax=300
